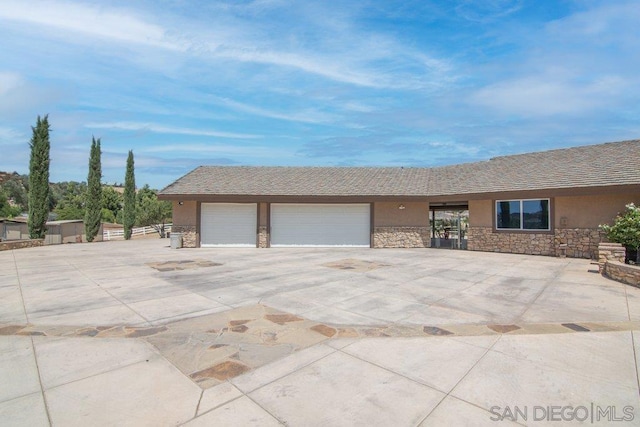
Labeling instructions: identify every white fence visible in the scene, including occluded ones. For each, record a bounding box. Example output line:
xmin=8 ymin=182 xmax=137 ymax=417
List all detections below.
xmin=103 ymin=224 xmax=172 ymax=241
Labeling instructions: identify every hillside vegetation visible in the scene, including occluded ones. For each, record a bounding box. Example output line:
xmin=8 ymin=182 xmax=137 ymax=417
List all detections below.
xmin=0 ymin=171 xmax=171 ymax=227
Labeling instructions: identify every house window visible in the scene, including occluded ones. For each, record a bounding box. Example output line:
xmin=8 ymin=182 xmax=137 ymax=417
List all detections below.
xmin=496 ymin=199 xmax=550 ymax=231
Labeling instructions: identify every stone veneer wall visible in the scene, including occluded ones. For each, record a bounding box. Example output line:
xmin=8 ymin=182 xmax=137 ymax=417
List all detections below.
xmin=604 ymin=261 xmax=640 ymax=288
xmin=373 ymin=227 xmax=430 ymax=248
xmin=467 ymin=227 xmax=554 ymax=256
xmin=467 ymin=226 xmax=603 ymax=258
xmin=598 ymin=243 xmax=640 ymax=287
xmin=258 ymin=226 xmax=268 ymax=248
xmin=172 ymin=225 xmax=197 ymax=248
xmin=553 ymin=228 xmax=604 ymax=259
xmin=597 ymin=243 xmax=626 ymax=266
xmin=0 ymin=239 xmax=44 ymax=251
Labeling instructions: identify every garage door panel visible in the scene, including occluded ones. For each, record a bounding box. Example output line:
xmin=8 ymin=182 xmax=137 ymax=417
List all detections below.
xmin=271 ymin=204 xmax=370 ymax=247
xmin=201 ymin=203 xmax=257 ymax=247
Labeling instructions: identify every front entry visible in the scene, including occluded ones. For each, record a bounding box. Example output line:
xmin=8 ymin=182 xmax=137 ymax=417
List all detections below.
xmin=430 ymin=204 xmax=469 ymax=249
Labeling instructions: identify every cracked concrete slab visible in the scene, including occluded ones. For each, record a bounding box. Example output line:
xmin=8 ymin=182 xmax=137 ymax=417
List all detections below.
xmin=2 ymin=239 xmax=640 ymax=425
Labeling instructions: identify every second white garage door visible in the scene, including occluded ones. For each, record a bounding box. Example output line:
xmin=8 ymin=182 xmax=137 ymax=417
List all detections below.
xmin=270 ymin=204 xmax=370 ymax=247
xmin=200 ymin=203 xmax=257 ymax=247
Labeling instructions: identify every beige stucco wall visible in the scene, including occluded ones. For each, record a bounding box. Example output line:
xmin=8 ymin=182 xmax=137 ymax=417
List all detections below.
xmin=469 ymin=193 xmax=639 ymax=230
xmin=259 ymin=203 xmax=268 ymax=227
xmin=467 ymin=193 xmax=639 ymax=259
xmin=374 ymin=202 xmax=428 ymax=227
xmin=469 ymin=199 xmax=493 ymax=227
xmin=172 ymin=201 xmax=199 ymax=247
xmin=172 ymin=200 xmax=198 ymax=227
xmin=555 ymin=193 xmax=639 ymax=228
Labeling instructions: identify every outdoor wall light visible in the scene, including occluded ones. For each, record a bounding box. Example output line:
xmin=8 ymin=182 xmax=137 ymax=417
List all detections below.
xmin=398 ymin=204 xmax=406 ymax=210
xmin=178 ymin=201 xmax=184 ymax=205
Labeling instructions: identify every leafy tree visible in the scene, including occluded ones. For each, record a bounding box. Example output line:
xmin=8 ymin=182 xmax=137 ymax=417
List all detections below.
xmin=0 ymin=190 xmax=21 ymax=217
xmin=101 ymin=186 xmax=123 ymax=223
xmin=0 ymin=174 xmax=28 ymax=211
xmin=601 ymin=203 xmax=640 ymax=264
xmin=50 ymin=181 xmax=86 ymax=202
xmin=50 ymin=181 xmax=84 ymax=212
xmin=28 ymin=115 xmax=51 ymax=239
xmin=84 ymin=137 xmax=102 ymax=242
xmin=52 ymin=182 xmax=87 ymax=220
xmin=123 ymin=150 xmax=136 ymax=240
xmin=101 ymin=207 xmax=116 ymax=223
xmin=53 ymin=197 xmax=85 ymax=220
xmin=135 ymin=185 xmax=172 ymax=237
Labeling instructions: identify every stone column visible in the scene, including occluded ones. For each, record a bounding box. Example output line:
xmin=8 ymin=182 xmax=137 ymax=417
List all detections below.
xmin=597 ymin=242 xmax=626 ymax=272
xmin=258 ymin=226 xmax=268 ymax=248
xmin=172 ymin=225 xmax=197 ymax=248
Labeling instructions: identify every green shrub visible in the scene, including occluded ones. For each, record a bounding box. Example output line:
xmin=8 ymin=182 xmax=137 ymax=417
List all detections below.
xmin=601 ymin=203 xmax=640 ymax=264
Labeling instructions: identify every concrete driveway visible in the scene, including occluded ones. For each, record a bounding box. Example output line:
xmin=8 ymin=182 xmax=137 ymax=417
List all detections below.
xmin=2 ymin=239 xmax=640 ymax=426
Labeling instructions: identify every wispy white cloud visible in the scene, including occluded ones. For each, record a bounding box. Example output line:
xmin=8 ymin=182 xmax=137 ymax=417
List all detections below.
xmin=138 ymin=143 xmax=290 ymax=158
xmin=0 ymin=72 xmax=64 ymax=117
xmin=455 ymin=0 xmax=524 ymax=23
xmin=0 ymin=0 xmax=184 ymax=51
xmin=341 ymin=102 xmax=376 ymax=113
xmin=84 ymin=122 xmax=261 ymax=139
xmin=545 ymin=1 xmax=640 ymax=40
xmin=220 ymin=49 xmax=380 ymax=88
xmin=0 ymin=72 xmax=23 ymax=95
xmin=0 ymin=125 xmax=24 ymax=145
xmin=1 ymin=0 xmax=638 ymax=188
xmin=214 ymin=97 xmax=336 ymax=124
xmin=299 ymin=130 xmax=482 ymax=162
xmin=470 ymin=75 xmax=627 ymax=116
xmin=468 ymin=1 xmax=640 ymax=117
xmin=0 ymin=1 xmax=453 ymax=90
xmin=212 ymin=47 xmax=447 ymax=89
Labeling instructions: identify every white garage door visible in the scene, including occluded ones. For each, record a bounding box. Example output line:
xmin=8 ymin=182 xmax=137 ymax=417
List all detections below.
xmin=271 ymin=204 xmax=370 ymax=247
xmin=200 ymin=203 xmax=257 ymax=247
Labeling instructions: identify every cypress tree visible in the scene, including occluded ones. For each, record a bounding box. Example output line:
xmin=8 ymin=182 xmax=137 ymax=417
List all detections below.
xmin=28 ymin=115 xmax=51 ymax=239
xmin=123 ymin=150 xmax=136 ymax=240
xmin=84 ymin=137 xmax=102 ymax=242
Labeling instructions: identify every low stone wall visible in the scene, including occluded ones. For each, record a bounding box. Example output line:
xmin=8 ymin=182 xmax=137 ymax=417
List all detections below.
xmin=468 ymin=227 xmax=603 ymax=258
xmin=597 ymin=242 xmax=640 ymax=287
xmin=597 ymin=243 xmax=626 ymax=268
xmin=467 ymin=227 xmax=554 ymax=256
xmin=0 ymin=239 xmax=44 ymax=251
xmin=604 ymin=261 xmax=640 ymax=288
xmin=172 ymin=225 xmax=197 ymax=248
xmin=373 ymin=227 xmax=430 ymax=248
xmin=258 ymin=226 xmax=268 ymax=248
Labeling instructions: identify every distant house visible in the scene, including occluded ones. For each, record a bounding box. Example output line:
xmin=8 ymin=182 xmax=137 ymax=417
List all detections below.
xmin=0 ymin=218 xmax=102 ymax=244
xmin=0 ymin=218 xmax=30 ymax=241
xmin=158 ymin=140 xmax=640 ymax=258
xmin=44 ymin=220 xmax=103 ymax=244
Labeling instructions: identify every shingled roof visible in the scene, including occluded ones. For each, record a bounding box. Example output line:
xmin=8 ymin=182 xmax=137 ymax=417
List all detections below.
xmin=160 ymin=139 xmax=640 ymax=197
xmin=160 ymin=166 xmax=432 ymax=196
xmin=428 ymin=139 xmax=640 ymax=196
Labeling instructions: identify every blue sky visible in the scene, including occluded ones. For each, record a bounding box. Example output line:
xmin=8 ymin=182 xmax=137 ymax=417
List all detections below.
xmin=0 ymin=0 xmax=638 ymax=189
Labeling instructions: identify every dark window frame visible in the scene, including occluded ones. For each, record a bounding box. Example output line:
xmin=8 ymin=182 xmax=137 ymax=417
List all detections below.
xmin=495 ymin=198 xmax=551 ymax=231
